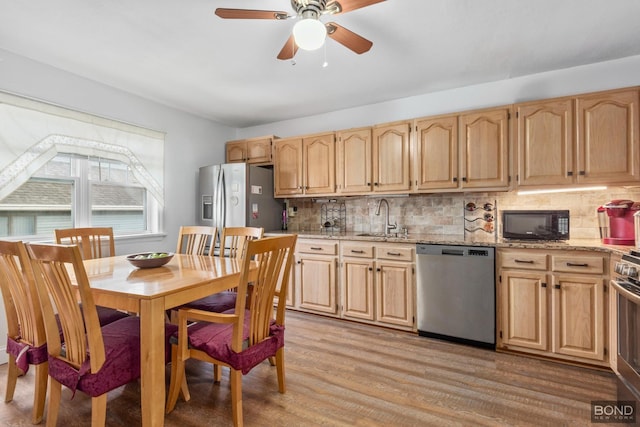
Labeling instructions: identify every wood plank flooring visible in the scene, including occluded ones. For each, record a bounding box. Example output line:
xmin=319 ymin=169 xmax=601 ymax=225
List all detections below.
xmin=0 ymin=311 xmax=621 ymax=426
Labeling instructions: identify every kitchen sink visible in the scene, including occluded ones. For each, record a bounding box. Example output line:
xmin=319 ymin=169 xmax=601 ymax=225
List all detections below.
xmin=356 ymin=232 xmax=389 ymax=237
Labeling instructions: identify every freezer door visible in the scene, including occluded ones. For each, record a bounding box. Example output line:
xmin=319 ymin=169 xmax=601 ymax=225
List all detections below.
xmin=247 ymin=165 xmax=283 ymax=231
xmin=198 ymin=165 xmax=216 ymax=225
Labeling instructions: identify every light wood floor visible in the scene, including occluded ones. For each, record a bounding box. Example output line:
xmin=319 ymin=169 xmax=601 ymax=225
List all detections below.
xmin=0 ymin=311 xmax=621 ymax=426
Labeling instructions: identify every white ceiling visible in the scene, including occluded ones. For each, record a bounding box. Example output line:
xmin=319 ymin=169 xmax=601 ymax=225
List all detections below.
xmin=1 ymin=0 xmax=640 ymax=128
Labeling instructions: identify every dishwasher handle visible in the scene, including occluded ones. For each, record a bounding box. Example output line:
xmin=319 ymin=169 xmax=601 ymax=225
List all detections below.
xmin=441 ymin=249 xmax=465 ymax=256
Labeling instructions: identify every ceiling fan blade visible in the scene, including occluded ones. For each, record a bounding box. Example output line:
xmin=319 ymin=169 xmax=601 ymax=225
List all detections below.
xmin=277 ymin=34 xmax=299 ymax=60
xmin=327 ymin=0 xmax=386 ymax=14
xmin=326 ymin=23 xmax=373 ymax=54
xmin=215 ymin=8 xmax=289 ymax=20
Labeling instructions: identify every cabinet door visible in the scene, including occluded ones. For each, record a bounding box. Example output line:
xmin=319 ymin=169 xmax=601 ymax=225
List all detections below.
xmin=226 ymin=141 xmax=246 ymax=163
xmin=516 ymin=99 xmax=574 ymax=187
xmin=576 ymin=88 xmax=640 ymax=184
xmin=375 ymin=261 xmax=413 ymax=328
xmin=499 ymin=270 xmax=548 ymax=351
xmin=274 ymin=138 xmax=303 ymax=196
xmin=298 ymin=255 xmax=337 ymax=315
xmin=341 ymin=258 xmax=375 ymax=321
xmin=303 ymin=133 xmax=336 ymax=195
xmin=337 ymin=128 xmax=372 ymax=194
xmin=414 ymin=115 xmax=459 ymax=191
xmin=552 ymin=275 xmax=605 ymax=361
xmin=246 ymin=138 xmax=272 ymax=164
xmin=372 ymin=122 xmax=411 ymax=192
xmin=459 ymin=107 xmax=510 ymax=189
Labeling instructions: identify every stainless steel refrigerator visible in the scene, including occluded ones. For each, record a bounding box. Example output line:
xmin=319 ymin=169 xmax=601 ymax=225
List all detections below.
xmin=198 ymin=163 xmax=283 ymax=241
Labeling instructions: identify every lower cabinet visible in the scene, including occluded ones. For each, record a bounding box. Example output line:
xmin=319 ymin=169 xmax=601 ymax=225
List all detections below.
xmin=341 ymin=241 xmax=415 ymax=330
xmin=497 ymin=248 xmax=609 ymax=366
xmin=294 ymin=239 xmax=339 ymax=316
xmin=289 ymin=238 xmax=415 ymax=330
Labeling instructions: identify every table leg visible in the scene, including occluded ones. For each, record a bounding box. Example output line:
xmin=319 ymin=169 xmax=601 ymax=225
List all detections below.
xmin=140 ymin=298 xmax=166 ymax=427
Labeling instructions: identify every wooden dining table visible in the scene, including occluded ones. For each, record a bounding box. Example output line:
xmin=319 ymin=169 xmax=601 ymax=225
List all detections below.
xmin=81 ymin=253 xmax=250 ymax=427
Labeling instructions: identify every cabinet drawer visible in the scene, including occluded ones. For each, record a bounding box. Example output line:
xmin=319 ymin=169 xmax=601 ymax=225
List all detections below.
xmin=376 ymin=245 xmax=414 ymax=262
xmin=551 ymin=254 xmax=604 ymax=274
xmin=297 ymin=240 xmax=338 ymax=255
xmin=500 ymin=251 xmax=547 ymax=270
xmin=342 ymin=243 xmax=374 ymax=258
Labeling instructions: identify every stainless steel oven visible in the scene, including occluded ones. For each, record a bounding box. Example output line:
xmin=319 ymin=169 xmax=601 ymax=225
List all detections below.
xmin=612 ymin=250 xmax=640 ymax=404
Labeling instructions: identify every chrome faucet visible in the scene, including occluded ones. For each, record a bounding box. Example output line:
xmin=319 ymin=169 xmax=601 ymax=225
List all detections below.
xmin=375 ymin=198 xmax=397 ymax=236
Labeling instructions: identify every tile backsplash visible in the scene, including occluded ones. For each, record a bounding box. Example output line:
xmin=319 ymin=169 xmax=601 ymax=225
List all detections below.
xmin=283 ymin=187 xmax=640 ymax=241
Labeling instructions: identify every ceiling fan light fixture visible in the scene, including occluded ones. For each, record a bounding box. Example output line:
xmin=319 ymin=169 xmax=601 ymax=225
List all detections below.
xmin=293 ymin=18 xmax=327 ymax=51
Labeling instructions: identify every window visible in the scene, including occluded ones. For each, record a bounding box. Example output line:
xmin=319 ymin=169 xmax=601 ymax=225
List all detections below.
xmin=0 ymin=90 xmax=165 ymax=239
xmin=0 ymin=154 xmax=155 ymax=238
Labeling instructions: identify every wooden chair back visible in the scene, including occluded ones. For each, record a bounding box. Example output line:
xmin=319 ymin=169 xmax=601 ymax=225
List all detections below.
xmin=0 ymin=240 xmax=47 ymax=423
xmin=54 ymin=227 xmax=116 ymax=259
xmin=220 ymin=226 xmax=264 ymax=259
xmin=176 ymin=225 xmax=217 ymax=256
xmin=27 ymin=243 xmax=106 ymax=374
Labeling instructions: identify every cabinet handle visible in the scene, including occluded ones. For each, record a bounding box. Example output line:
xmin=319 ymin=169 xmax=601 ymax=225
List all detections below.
xmin=298 ymin=186 xmax=303 ymax=190
xmin=310 ymin=247 xmax=323 ymax=251
xmin=515 ymin=259 xmax=534 ymax=264
xmin=367 ymin=182 xmax=371 ymax=186
xmin=579 ymin=171 xmax=586 ymax=176
xmin=462 ymin=177 xmax=467 ymax=182
xmin=566 ymin=262 xmax=589 ymax=267
xmin=452 ymin=177 xmax=458 ymax=182
xmin=554 ymin=284 xmax=561 ymax=289
xmin=374 ymin=182 xmax=379 ymax=186
xmin=541 ymin=282 xmax=547 ymax=288
xmin=386 ymin=252 xmax=401 ymax=256
xmin=567 ymin=171 xmax=574 ymax=176
xmin=376 ymin=267 xmax=381 ymax=272
xmin=350 ymin=250 xmax=365 ymax=254
xmin=368 ymin=267 xmax=373 ymax=271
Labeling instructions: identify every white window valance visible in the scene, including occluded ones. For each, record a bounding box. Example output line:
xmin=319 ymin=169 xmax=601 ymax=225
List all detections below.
xmin=0 ymin=91 xmax=165 ymax=205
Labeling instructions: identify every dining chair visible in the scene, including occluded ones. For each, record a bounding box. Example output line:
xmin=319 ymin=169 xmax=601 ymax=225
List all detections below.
xmin=27 ymin=242 xmax=178 ymax=427
xmin=54 ymin=227 xmax=131 ymax=326
xmin=181 ymin=227 xmax=264 ymax=314
xmin=54 ymin=227 xmax=116 ymax=260
xmin=0 ymin=240 xmax=48 ymax=424
xmin=175 ymin=225 xmax=217 ymax=256
xmin=165 ymin=234 xmax=297 ymax=427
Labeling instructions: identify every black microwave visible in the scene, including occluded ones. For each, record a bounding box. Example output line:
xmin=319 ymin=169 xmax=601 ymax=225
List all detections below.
xmin=502 ymin=210 xmax=570 ymax=240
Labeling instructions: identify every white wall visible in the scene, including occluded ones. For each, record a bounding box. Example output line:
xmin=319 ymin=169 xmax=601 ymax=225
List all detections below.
xmin=0 ymin=48 xmax=235 ymax=253
xmin=237 ymin=55 xmax=640 ymax=139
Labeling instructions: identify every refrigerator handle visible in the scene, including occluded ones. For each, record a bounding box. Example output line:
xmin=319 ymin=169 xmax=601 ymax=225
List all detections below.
xmin=219 ymin=167 xmax=227 ymax=231
xmin=213 ymin=167 xmax=222 ymax=232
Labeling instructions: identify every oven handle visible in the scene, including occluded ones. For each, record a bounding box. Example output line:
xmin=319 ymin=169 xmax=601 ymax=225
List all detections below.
xmin=612 ymin=279 xmax=640 ymax=305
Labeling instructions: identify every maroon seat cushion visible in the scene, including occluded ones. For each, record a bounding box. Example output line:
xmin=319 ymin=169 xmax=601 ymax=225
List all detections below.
xmin=182 ymin=291 xmax=237 ymax=313
xmin=178 ymin=309 xmax=285 ymax=375
xmin=95 ymin=306 xmax=131 ymax=326
xmin=48 ymin=317 xmax=178 ymax=397
xmin=6 ymin=338 xmax=47 ymax=373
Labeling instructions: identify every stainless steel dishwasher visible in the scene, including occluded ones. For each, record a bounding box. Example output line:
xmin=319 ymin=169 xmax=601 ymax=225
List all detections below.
xmin=416 ymin=244 xmax=495 ymax=349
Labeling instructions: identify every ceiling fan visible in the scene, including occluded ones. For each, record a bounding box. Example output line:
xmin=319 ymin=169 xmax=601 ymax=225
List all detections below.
xmin=215 ymin=0 xmax=386 ymax=60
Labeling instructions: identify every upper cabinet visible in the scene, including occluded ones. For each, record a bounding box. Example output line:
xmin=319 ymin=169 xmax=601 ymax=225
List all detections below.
xmin=515 ymin=99 xmax=573 ymax=187
xmin=372 ymin=121 xmax=411 ymax=193
xmin=414 ymin=114 xmax=459 ymax=191
xmin=576 ymin=88 xmax=640 ymax=184
xmin=459 ymin=106 xmax=511 ymax=190
xmin=336 ymin=127 xmax=373 ymax=195
xmin=413 ymin=106 xmax=510 ymax=192
xmin=274 ymin=132 xmax=335 ymax=197
xmin=225 ymin=135 xmax=277 ymax=165
xmin=516 ymin=88 xmax=640 ymax=188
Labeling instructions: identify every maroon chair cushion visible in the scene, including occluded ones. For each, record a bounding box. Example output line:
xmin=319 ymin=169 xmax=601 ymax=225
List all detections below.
xmin=48 ymin=317 xmax=178 ymax=397
xmin=95 ymin=306 xmax=131 ymax=326
xmin=6 ymin=338 xmax=47 ymax=373
xmin=182 ymin=291 xmax=237 ymax=313
xmin=179 ymin=309 xmax=285 ymax=375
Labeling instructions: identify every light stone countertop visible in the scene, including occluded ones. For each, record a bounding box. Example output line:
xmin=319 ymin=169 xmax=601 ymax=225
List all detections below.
xmin=265 ymin=229 xmax=633 ymax=255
